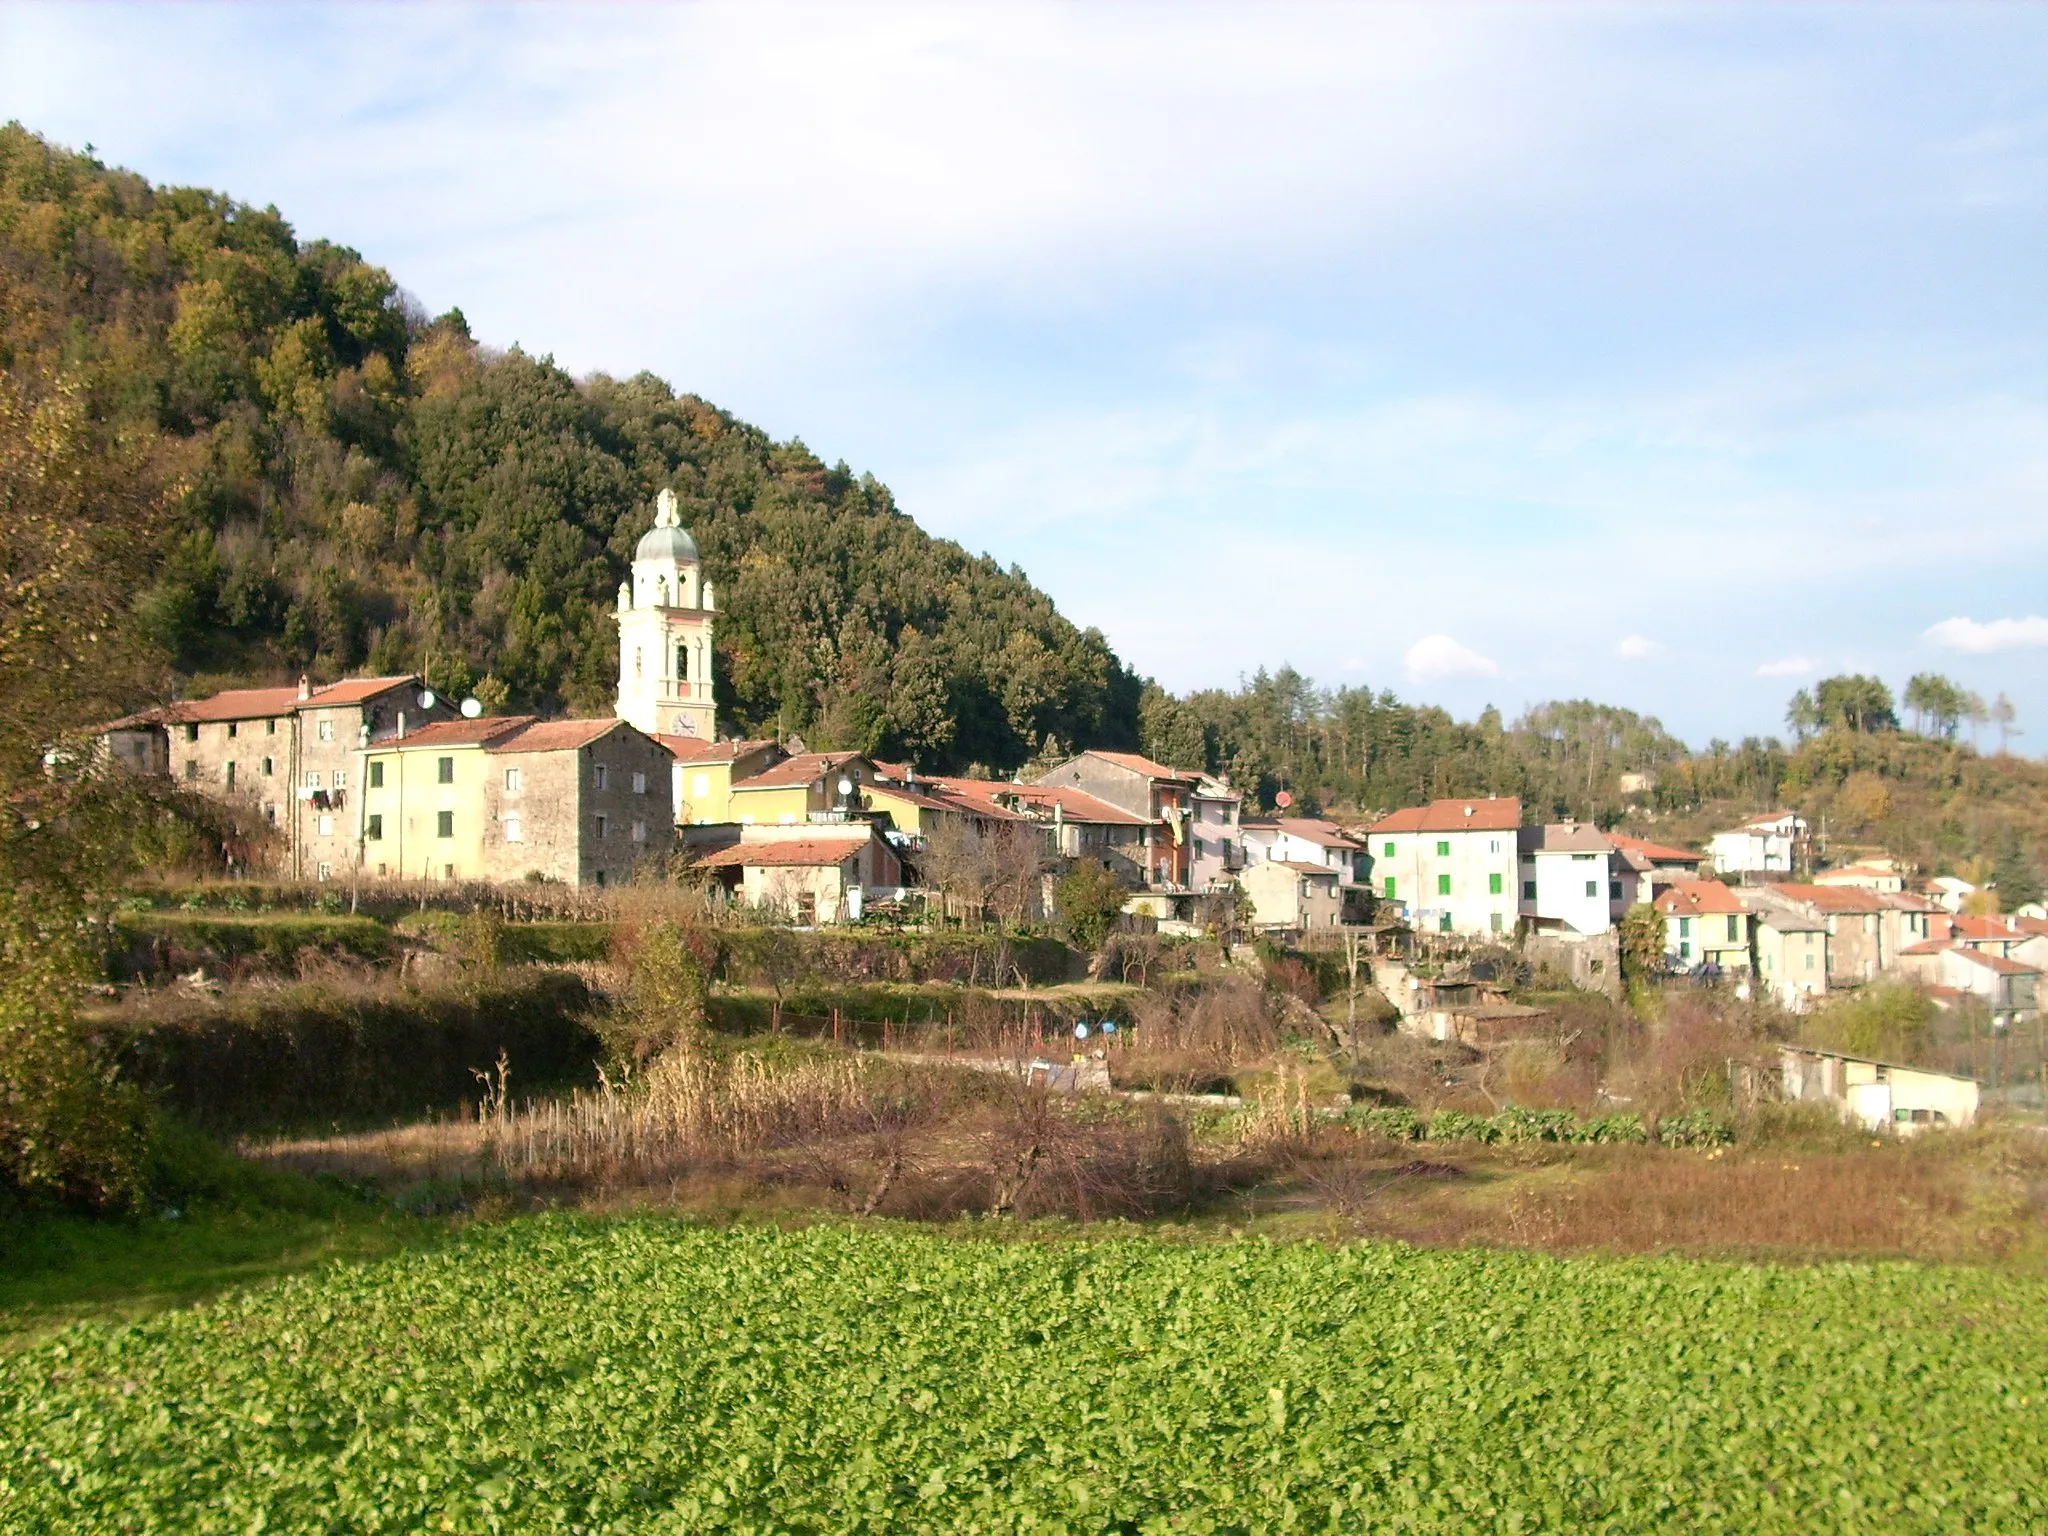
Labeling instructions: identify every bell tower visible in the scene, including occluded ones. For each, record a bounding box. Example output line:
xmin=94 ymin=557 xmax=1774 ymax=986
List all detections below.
xmin=615 ymin=489 xmax=717 ymax=740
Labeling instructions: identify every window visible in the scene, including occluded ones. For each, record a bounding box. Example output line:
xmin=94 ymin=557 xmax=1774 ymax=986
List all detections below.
xmin=183 ymin=760 xmax=198 ymax=781
xmin=1436 ymin=873 xmax=1451 ymax=896
xmin=593 ymin=763 xmax=608 ymax=791
xmin=1439 ymin=913 xmax=1452 ymax=932
xmin=1727 ymin=915 xmax=1740 ymax=942
xmin=227 ymin=721 xmax=238 ymax=739
xmin=632 ymin=771 xmax=647 ymax=795
xmin=1436 ymin=840 xmax=1450 ymax=857
xmin=693 ymin=773 xmax=710 ymax=799
xmin=366 ymin=814 xmax=383 ymax=841
xmin=332 ymin=769 xmax=347 ymax=790
xmin=1875 ymin=1065 xmax=1890 ymax=1082
xmin=369 ymin=760 xmax=383 ymax=788
xmin=444 ymin=864 xmax=455 ymax=880
xmin=225 ymin=762 xmax=236 ymax=787
xmin=1609 ymin=881 xmax=1622 ymax=901
xmin=1584 ymin=880 xmax=1598 ymax=898
xmin=316 ymin=861 xmax=331 ymax=881
xmin=595 ymin=813 xmax=609 ymax=839
xmin=632 ymin=819 xmax=647 ymax=843
xmin=1679 ymin=917 xmax=1691 ymax=938
xmin=305 ymin=770 xmax=322 ymax=788
xmin=1383 ymin=876 xmax=1397 ymax=899
xmin=262 ymin=756 xmax=274 ymax=776
xmin=437 ymin=811 xmax=454 ymax=838
xmin=677 ymin=645 xmax=689 ymax=680
xmin=1488 ymin=872 xmax=1502 ymax=895
xmin=265 ymin=805 xmax=277 ymax=826
xmin=1489 ymin=912 xmax=1503 ymax=933
xmin=634 ymin=646 xmax=643 ymax=677
xmin=1489 ymin=839 xmax=1500 ymax=855
xmin=184 ymin=724 xmax=199 ymax=742
xmin=318 ymin=718 xmax=334 ymax=742
xmin=504 ymin=815 xmax=523 ymax=843
xmin=1383 ymin=841 xmax=1395 ymax=858
xmin=317 ymin=814 xmax=333 ymax=836
xmin=505 ymin=767 xmax=521 ymax=792
xmin=437 ymin=756 xmax=454 ymax=784
xmin=265 ymin=719 xmax=276 ymax=736
xmin=1522 ymin=880 xmax=1536 ymax=900
xmin=1679 ymin=941 xmax=1691 ymax=960
xmin=1804 ymin=950 xmax=1815 ymax=970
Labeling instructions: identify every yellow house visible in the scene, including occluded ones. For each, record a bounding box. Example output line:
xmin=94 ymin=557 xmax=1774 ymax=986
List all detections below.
xmin=662 ymin=737 xmax=782 ymax=825
xmin=727 ymin=751 xmax=878 ymax=826
xmin=360 ymin=719 xmax=503 ymax=881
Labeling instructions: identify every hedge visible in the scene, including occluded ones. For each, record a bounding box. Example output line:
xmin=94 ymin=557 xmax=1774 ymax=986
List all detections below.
xmin=109 ymin=913 xmax=394 ymax=978
xmin=89 ymin=971 xmax=603 ymax=1135
xmin=1339 ymin=1104 xmax=1718 ymax=1147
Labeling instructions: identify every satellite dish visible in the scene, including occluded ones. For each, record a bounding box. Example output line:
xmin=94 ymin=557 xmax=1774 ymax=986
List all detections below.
xmin=418 ymin=689 xmax=437 ymax=710
xmin=837 ymin=777 xmax=854 ymax=797
xmin=460 ymin=697 xmax=483 ymax=719
xmin=1073 ymin=1022 xmax=1090 ymax=1040
xmin=1276 ymin=790 xmax=1294 ymax=809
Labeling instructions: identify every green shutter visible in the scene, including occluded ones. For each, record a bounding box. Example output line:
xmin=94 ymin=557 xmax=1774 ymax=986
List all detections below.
xmin=1436 ymin=840 xmax=1450 ymax=857
xmin=1437 ymin=873 xmax=1451 ymax=896
xmin=1383 ymin=841 xmax=1395 ymax=857
xmin=1488 ymin=872 xmax=1502 ymax=895
xmin=1383 ymin=876 xmax=1397 ymax=899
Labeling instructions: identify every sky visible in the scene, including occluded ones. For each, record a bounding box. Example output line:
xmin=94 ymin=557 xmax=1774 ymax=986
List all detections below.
xmin=4 ymin=2 xmax=2046 ymax=747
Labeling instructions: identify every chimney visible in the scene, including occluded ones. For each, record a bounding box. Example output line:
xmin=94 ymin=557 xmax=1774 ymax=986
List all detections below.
xmin=297 ymin=673 xmax=312 ymax=701
xmin=397 ymin=711 xmax=407 ymax=740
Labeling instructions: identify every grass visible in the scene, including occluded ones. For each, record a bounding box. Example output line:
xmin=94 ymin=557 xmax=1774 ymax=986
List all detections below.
xmin=0 ymin=1121 xmax=457 ymax=1343
xmin=5 ymin=1217 xmax=2046 ymax=1532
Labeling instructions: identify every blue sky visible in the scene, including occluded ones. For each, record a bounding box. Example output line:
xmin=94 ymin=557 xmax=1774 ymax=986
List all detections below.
xmin=5 ymin=2 xmax=2045 ymax=747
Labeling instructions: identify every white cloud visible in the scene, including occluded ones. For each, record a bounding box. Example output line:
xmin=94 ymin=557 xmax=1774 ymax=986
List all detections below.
xmin=1755 ymin=655 xmax=1814 ymax=678
xmin=1616 ymin=635 xmax=1663 ymax=660
xmin=1923 ymin=615 xmax=2048 ymax=654
xmin=1405 ymin=634 xmax=1499 ymax=683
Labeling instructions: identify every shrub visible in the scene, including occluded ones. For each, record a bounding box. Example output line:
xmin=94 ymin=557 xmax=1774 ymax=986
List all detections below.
xmin=1493 ymin=1106 xmax=1578 ymax=1143
xmin=1657 ymin=1108 xmax=1734 ymax=1148
xmin=1344 ymin=1105 xmax=1420 ymax=1141
xmin=1424 ymin=1110 xmax=1499 ymax=1144
xmin=1579 ymin=1112 xmax=1649 ymax=1144
xmin=1054 ymin=861 xmax=1128 ymax=953
xmin=617 ymin=921 xmax=709 ymax=1061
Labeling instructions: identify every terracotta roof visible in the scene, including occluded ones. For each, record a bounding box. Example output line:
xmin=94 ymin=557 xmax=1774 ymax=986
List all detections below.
xmin=1367 ymin=797 xmax=1522 ymax=835
xmin=1879 ymin=892 xmax=1943 ymax=913
xmin=923 ymin=776 xmax=1150 ymax=827
xmin=1654 ymin=879 xmax=1747 ymax=916
xmin=1757 ymin=910 xmax=1828 ymax=934
xmin=654 ymin=732 xmax=714 ymax=760
xmin=384 ymin=716 xmax=536 ymax=749
xmin=1764 ymin=882 xmax=1887 ymax=914
xmin=1607 ymin=833 xmax=1701 ymax=864
xmin=731 ymin=751 xmax=869 ymax=791
xmin=99 ymin=675 xmax=425 ymax=729
xmin=667 ymin=738 xmax=779 ymax=767
xmin=1739 ymin=811 xmax=1802 ymax=830
xmin=691 ymin=836 xmax=870 ymax=869
xmin=1074 ymin=750 xmax=1197 ymax=782
xmin=871 ymin=760 xmax=913 ymax=781
xmin=489 ymin=718 xmax=632 ymax=753
xmin=1952 ymin=914 xmax=2048 ymax=941
xmin=1262 ymin=860 xmax=1341 ymax=877
xmin=1949 ymin=947 xmax=2039 ymax=977
xmin=1899 ymin=939 xmax=1952 ymax=956
xmin=863 ymin=781 xmax=1025 ymax=820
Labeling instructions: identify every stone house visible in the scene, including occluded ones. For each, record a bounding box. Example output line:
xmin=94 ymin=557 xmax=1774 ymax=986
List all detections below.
xmin=687 ymin=823 xmax=903 ymax=924
xmin=95 ymin=674 xmax=458 ymax=880
xmin=359 ymin=716 xmax=674 ymax=887
xmin=1033 ymin=750 xmax=1199 ymax=889
xmin=1365 ymin=797 xmax=1522 ymax=937
xmin=1753 ymin=909 xmax=1829 ymax=1010
xmin=1237 ymin=859 xmax=1343 ymax=934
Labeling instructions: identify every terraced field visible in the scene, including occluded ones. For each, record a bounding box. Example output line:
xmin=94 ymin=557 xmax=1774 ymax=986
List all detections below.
xmin=3 ymin=1218 xmax=2044 ymax=1533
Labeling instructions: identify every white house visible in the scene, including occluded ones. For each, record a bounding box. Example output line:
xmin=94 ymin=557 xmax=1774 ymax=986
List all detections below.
xmin=1896 ymin=942 xmax=2040 ymax=1028
xmin=1770 ymin=1047 xmax=1978 ymax=1134
xmin=1187 ymin=776 xmax=1244 ymax=891
xmin=1708 ymin=811 xmax=1806 ymax=877
xmin=1921 ymin=875 xmax=1977 ymax=914
xmin=1814 ymin=857 xmax=1906 ymax=894
xmin=1516 ymin=824 xmax=1638 ymax=935
xmin=1365 ymin=797 xmax=1521 ymax=937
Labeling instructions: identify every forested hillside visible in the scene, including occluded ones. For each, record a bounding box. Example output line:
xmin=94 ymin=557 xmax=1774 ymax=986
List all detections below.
xmin=0 ymin=125 xmax=1140 ymax=772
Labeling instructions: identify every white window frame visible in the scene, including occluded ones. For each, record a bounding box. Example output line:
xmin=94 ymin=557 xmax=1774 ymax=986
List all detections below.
xmin=593 ymin=763 xmax=609 ymax=791
xmin=504 ymin=766 xmax=522 ymax=792
xmin=504 ymin=814 xmax=523 ymax=843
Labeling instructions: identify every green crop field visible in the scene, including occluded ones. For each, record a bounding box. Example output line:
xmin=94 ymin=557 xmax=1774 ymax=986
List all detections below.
xmin=3 ymin=1219 xmax=2043 ymax=1534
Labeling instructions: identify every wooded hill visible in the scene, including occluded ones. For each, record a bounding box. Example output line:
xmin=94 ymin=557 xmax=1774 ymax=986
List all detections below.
xmin=0 ymin=125 xmax=1140 ymax=773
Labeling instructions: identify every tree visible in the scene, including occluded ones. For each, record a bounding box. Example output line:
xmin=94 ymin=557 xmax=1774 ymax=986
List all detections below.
xmin=1811 ymin=675 xmax=1897 ymax=734
xmin=1618 ymin=903 xmax=1667 ymax=980
xmin=1904 ymin=673 xmax=1969 ymax=739
xmin=1991 ymin=693 xmax=2020 ymax=755
xmin=1054 ymin=860 xmax=1129 ymax=953
xmin=1785 ymin=689 xmax=1820 ymax=742
xmin=1992 ymin=829 xmax=2043 ymax=911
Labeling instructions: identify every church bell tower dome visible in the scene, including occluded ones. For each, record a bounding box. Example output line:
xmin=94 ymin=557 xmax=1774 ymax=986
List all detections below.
xmin=615 ymin=488 xmax=716 ymax=741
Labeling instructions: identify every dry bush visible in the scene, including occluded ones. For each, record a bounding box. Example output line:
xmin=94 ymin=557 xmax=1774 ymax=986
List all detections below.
xmin=1606 ymin=993 xmax=1762 ymax=1121
xmin=1117 ymin=977 xmax=1281 ymax=1093
xmin=941 ymin=1086 xmax=1196 ymax=1221
xmin=1509 ymin=1146 xmax=1976 ymax=1259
